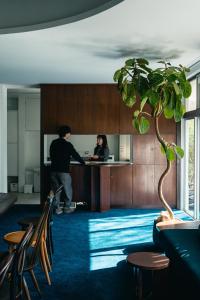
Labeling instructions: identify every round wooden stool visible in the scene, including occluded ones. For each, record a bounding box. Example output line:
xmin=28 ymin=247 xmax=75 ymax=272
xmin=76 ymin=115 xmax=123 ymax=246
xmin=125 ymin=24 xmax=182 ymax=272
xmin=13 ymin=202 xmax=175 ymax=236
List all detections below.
xmin=126 ymin=252 xmax=170 ymax=300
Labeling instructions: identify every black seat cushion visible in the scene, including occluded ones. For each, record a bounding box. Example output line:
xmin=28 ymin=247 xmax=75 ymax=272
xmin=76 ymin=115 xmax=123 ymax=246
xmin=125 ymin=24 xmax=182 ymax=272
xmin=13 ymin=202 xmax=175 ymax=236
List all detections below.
xmin=159 ymin=229 xmax=200 ymax=294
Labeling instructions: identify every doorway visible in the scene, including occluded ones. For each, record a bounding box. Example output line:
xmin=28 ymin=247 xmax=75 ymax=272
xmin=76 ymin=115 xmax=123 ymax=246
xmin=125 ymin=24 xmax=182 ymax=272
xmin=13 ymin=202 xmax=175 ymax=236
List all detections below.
xmin=7 ymin=88 xmax=40 ymax=204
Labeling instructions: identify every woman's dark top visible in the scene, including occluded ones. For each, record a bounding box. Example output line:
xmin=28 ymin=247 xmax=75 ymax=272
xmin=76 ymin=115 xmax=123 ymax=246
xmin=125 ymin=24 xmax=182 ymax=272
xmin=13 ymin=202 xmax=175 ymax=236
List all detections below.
xmin=93 ymin=145 xmax=109 ymax=161
xmin=50 ymin=138 xmax=85 ymax=173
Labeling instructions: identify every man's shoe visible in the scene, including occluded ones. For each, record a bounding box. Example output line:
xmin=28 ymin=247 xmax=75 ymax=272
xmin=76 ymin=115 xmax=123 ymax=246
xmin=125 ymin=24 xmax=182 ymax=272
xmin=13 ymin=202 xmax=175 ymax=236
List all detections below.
xmin=63 ymin=207 xmax=75 ymax=214
xmin=55 ymin=207 xmax=63 ymax=215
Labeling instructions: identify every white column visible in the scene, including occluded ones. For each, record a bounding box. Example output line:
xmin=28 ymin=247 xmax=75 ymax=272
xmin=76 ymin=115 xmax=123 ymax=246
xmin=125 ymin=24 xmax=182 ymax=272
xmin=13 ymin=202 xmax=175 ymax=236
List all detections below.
xmin=0 ymin=85 xmax=7 ymax=192
xmin=18 ymin=95 xmax=26 ymax=192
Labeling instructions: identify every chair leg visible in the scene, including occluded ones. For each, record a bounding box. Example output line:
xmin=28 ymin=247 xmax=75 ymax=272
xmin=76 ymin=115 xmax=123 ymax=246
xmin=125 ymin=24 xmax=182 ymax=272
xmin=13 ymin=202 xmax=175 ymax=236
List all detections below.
xmin=47 ymin=227 xmax=53 ymax=265
xmin=29 ymin=269 xmax=41 ymax=296
xmin=40 ymin=245 xmax=51 ymax=285
xmin=22 ymin=276 xmax=31 ymax=300
xmin=43 ymin=241 xmax=52 ymax=272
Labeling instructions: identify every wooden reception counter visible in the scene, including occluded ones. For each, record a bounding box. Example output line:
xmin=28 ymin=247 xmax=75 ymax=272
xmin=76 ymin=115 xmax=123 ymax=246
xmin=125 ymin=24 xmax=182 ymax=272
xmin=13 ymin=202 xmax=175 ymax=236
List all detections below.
xmin=43 ymin=161 xmax=133 ymax=212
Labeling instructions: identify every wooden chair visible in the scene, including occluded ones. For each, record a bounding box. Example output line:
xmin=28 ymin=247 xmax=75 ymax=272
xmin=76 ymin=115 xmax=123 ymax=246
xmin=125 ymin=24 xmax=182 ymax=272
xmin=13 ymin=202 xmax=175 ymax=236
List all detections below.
xmin=0 ymin=223 xmax=33 ymax=300
xmin=18 ymin=185 xmax=63 ymax=265
xmin=3 ymin=197 xmax=53 ymax=292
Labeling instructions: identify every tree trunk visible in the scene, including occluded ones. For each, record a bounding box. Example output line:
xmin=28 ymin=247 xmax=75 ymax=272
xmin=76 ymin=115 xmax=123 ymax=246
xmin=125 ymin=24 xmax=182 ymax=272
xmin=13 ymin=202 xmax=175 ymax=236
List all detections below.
xmin=155 ymin=117 xmax=174 ymax=220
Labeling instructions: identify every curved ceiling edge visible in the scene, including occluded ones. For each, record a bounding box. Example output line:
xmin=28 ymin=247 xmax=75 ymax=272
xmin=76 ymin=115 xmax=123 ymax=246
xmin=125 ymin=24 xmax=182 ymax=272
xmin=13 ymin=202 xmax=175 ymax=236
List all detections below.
xmin=0 ymin=0 xmax=124 ymax=34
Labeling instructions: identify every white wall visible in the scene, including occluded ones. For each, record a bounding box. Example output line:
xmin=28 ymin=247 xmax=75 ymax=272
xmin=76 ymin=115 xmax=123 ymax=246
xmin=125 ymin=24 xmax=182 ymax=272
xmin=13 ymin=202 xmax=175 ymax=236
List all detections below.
xmin=7 ymin=110 xmax=18 ymax=176
xmin=18 ymin=94 xmax=40 ymax=191
xmin=44 ymin=134 xmax=119 ymax=161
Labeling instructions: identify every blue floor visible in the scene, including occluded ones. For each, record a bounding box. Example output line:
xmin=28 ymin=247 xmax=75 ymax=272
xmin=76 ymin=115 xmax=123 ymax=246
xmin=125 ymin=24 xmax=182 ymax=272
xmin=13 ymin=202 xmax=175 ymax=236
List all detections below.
xmin=0 ymin=206 xmax=193 ymax=300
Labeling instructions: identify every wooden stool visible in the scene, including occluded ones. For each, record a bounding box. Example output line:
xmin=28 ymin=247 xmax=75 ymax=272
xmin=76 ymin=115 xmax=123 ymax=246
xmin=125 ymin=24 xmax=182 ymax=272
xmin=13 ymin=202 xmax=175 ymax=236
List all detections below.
xmin=127 ymin=252 xmax=169 ymax=300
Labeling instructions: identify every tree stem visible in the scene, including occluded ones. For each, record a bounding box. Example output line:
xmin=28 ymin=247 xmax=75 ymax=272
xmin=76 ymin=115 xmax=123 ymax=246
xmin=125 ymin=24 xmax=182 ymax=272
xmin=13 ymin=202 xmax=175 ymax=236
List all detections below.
xmin=155 ymin=116 xmax=174 ymax=220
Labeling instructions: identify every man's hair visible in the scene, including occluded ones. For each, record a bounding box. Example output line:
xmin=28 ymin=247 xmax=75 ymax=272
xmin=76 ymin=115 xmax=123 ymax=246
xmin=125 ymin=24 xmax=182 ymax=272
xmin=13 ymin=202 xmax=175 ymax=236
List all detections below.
xmin=58 ymin=125 xmax=71 ymax=137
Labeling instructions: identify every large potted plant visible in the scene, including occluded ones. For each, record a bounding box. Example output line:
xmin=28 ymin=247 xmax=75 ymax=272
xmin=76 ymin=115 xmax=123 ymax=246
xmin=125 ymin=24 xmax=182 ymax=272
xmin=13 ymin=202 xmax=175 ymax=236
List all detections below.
xmin=113 ymin=58 xmax=191 ymax=221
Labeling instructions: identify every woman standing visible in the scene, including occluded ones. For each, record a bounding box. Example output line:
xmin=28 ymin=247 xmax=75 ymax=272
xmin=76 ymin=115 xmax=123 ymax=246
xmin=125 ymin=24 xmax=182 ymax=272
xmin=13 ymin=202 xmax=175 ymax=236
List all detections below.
xmin=90 ymin=135 xmax=109 ymax=161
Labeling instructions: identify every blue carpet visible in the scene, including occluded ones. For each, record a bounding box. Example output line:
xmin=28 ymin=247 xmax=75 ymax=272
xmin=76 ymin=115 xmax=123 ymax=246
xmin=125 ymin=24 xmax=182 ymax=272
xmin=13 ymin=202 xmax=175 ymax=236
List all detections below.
xmin=0 ymin=206 xmax=193 ymax=300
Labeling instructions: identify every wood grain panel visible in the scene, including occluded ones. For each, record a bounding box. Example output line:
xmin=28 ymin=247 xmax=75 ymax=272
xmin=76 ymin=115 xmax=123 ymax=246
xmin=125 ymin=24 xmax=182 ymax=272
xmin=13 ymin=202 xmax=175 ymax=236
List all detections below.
xmin=154 ymin=165 xmax=176 ymax=208
xmin=133 ymin=135 xmax=154 ymax=164
xmin=41 ymin=85 xmax=58 ymax=134
xmin=132 ymin=165 xmax=155 ymax=207
xmin=56 ymin=85 xmax=79 ymax=132
xmin=110 ymin=165 xmax=132 ymax=207
xmin=100 ymin=166 xmax=111 ymax=211
xmin=92 ymin=85 xmax=120 ymax=133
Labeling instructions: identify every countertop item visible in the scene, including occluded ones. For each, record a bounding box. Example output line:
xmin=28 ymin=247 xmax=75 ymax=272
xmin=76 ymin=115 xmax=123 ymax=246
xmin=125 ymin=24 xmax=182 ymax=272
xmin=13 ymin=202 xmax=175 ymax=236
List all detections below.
xmin=44 ymin=161 xmax=133 ymax=166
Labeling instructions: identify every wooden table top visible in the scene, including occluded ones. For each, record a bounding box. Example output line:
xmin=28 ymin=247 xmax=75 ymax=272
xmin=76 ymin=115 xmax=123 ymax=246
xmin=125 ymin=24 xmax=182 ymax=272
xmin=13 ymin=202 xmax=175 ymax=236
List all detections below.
xmin=127 ymin=252 xmax=170 ymax=270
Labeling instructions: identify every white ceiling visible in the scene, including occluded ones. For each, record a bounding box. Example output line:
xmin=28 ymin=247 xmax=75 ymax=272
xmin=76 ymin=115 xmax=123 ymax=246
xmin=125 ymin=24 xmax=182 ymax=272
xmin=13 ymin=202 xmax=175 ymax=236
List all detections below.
xmin=0 ymin=0 xmax=200 ymax=85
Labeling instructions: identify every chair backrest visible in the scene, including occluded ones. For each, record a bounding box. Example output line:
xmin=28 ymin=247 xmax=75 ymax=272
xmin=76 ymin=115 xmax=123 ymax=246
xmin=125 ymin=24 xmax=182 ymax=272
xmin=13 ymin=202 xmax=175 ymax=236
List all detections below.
xmin=28 ymin=196 xmax=53 ymax=267
xmin=0 ymin=224 xmax=33 ymax=300
xmin=0 ymin=252 xmax=14 ymax=287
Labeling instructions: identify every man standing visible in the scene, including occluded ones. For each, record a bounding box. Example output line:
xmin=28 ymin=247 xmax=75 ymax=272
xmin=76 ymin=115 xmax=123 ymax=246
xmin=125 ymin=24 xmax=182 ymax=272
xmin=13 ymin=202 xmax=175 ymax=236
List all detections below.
xmin=50 ymin=125 xmax=85 ymax=214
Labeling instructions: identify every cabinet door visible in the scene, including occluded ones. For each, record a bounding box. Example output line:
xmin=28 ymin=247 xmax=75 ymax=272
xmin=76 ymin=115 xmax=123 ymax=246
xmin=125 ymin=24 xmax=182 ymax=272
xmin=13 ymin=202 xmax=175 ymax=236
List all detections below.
xmin=133 ymin=135 xmax=155 ymax=164
xmin=92 ymin=85 xmax=120 ymax=133
xmin=110 ymin=165 xmax=132 ymax=207
xmin=132 ymin=165 xmax=155 ymax=207
xmin=70 ymin=165 xmax=91 ymax=203
xmin=41 ymin=85 xmax=58 ymax=134
xmin=56 ymin=85 xmax=79 ymax=133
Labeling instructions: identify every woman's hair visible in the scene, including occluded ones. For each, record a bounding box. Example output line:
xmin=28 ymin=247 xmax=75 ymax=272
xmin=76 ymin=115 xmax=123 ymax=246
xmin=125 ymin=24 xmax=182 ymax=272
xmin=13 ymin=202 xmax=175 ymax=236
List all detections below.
xmin=97 ymin=135 xmax=108 ymax=148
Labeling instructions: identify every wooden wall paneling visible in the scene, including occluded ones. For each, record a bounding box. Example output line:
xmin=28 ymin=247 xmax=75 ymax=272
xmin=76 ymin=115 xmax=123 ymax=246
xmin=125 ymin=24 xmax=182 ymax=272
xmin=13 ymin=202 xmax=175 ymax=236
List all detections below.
xmin=110 ymin=165 xmax=132 ymax=207
xmin=119 ymin=100 xmax=134 ymax=134
xmin=133 ymin=135 xmax=154 ymax=165
xmin=132 ymin=165 xmax=155 ymax=207
xmin=76 ymin=85 xmax=95 ymax=134
xmin=93 ymin=85 xmax=120 ymax=134
xmin=159 ymin=117 xmax=176 ymax=134
xmin=154 ymin=164 xmax=177 ymax=208
xmin=41 ymin=85 xmax=58 ymax=134
xmin=56 ymin=85 xmax=79 ymax=132
xmin=90 ymin=166 xmax=100 ymax=211
xmin=100 ymin=166 xmax=111 ymax=211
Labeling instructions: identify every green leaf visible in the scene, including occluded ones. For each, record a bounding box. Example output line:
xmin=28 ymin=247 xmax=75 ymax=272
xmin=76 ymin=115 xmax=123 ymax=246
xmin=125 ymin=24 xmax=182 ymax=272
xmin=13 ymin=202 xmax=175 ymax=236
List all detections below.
xmin=148 ymin=72 xmax=164 ymax=86
xmin=164 ymin=106 xmax=174 ymax=119
xmin=140 ymin=96 xmax=148 ymax=111
xmin=139 ymin=116 xmax=150 ymax=134
xmin=160 ymin=144 xmax=166 ymax=155
xmin=133 ymin=110 xmax=140 ymax=117
xmin=113 ymin=69 xmax=121 ymax=82
xmin=174 ymin=101 xmax=183 ymax=122
xmin=183 ymin=81 xmax=192 ymax=98
xmin=136 ymin=58 xmax=149 ymax=65
xmin=175 ymin=146 xmax=184 ymax=159
xmin=172 ymin=82 xmax=180 ymax=95
xmin=148 ymin=91 xmax=159 ymax=107
xmin=124 ymin=96 xmax=136 ymax=107
xmin=166 ymin=148 xmax=175 ymax=161
xmin=125 ymin=59 xmax=135 ymax=67
xmin=133 ymin=118 xmax=140 ymax=132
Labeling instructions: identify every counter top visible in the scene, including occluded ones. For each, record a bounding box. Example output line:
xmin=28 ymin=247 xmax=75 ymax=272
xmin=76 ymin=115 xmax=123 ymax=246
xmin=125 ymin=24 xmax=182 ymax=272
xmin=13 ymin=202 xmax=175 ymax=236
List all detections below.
xmin=44 ymin=161 xmax=133 ymax=166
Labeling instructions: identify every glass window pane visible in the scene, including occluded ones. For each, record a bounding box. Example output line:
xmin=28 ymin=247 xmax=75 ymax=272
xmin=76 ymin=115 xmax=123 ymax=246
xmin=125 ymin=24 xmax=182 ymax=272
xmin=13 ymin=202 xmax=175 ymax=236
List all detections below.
xmin=186 ymin=80 xmax=196 ymax=112
xmin=185 ymin=119 xmax=195 ymax=216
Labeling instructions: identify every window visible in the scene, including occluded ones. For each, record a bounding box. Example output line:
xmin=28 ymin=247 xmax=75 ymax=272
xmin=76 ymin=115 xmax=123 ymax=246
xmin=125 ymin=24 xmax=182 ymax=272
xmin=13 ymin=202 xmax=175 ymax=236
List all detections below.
xmin=181 ymin=76 xmax=200 ymax=219
xmin=184 ymin=119 xmax=195 ymax=216
xmin=186 ymin=79 xmax=197 ymax=112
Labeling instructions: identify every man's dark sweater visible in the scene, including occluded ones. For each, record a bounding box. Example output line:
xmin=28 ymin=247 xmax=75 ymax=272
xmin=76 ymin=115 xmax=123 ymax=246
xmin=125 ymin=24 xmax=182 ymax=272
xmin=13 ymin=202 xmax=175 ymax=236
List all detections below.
xmin=50 ymin=138 xmax=85 ymax=173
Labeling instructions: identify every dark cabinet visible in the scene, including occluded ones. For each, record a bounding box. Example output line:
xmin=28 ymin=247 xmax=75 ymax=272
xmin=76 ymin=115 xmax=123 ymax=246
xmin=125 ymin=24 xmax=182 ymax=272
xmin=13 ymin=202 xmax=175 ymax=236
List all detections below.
xmin=41 ymin=84 xmax=120 ymax=134
xmin=110 ymin=165 xmax=133 ymax=207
